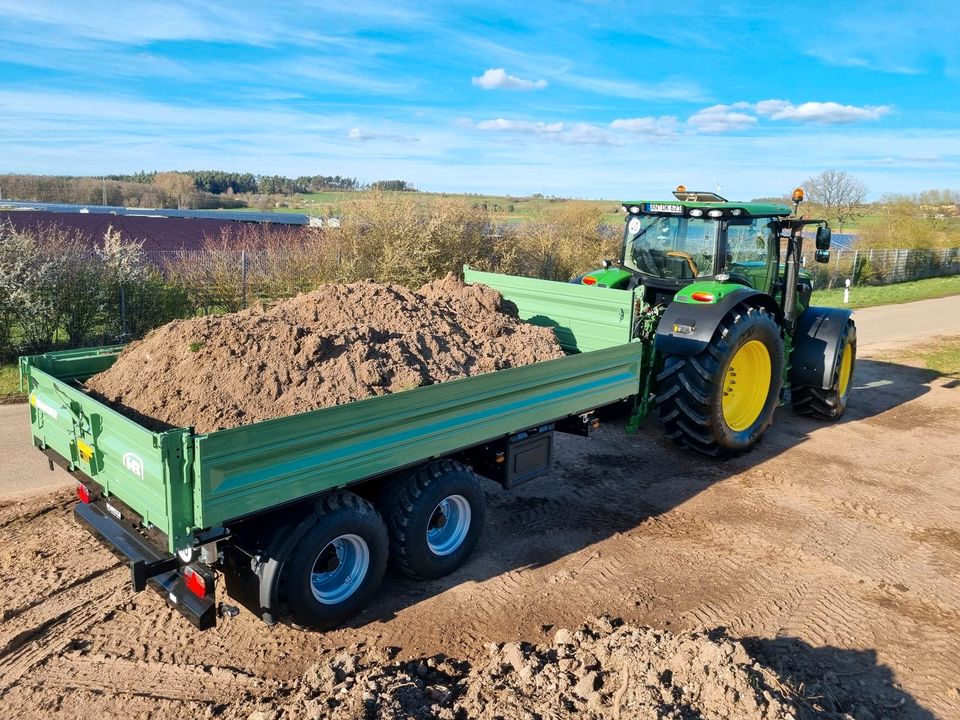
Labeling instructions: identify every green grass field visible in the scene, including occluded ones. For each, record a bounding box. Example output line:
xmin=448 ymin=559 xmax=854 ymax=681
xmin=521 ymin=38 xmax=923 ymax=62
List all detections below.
xmin=811 ymin=275 xmax=960 ymax=309
xmin=0 ymin=363 xmax=23 ymax=401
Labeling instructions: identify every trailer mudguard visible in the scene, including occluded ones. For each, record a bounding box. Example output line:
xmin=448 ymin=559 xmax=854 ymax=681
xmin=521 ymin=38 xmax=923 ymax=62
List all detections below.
xmin=654 ymin=288 xmax=779 ymax=356
xmin=789 ymin=306 xmax=854 ymax=389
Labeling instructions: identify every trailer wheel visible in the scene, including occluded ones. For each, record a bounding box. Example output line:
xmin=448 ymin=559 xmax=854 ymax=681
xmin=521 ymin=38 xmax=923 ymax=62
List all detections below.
xmin=655 ymin=303 xmax=784 ymax=457
xmin=380 ymin=460 xmax=486 ymax=580
xmin=792 ymin=319 xmax=857 ymax=421
xmin=279 ymin=491 xmax=388 ymax=630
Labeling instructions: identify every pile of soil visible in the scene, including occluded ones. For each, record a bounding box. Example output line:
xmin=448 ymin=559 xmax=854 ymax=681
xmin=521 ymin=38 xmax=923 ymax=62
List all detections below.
xmin=86 ymin=275 xmax=565 ymax=433
xmin=234 ymin=617 xmax=801 ymax=720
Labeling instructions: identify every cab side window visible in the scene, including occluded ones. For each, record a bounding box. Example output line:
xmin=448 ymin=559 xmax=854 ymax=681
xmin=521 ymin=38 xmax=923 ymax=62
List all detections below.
xmin=727 ymin=219 xmax=776 ymax=290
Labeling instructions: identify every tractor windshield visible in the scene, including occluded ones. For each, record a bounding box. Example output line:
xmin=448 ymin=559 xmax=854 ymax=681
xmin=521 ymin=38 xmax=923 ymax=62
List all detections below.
xmin=623 ymin=215 xmax=718 ymax=280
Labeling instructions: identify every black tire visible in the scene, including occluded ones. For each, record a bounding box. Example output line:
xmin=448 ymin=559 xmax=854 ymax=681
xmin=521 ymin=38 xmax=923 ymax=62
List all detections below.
xmin=278 ymin=491 xmax=388 ymax=630
xmin=655 ymin=303 xmax=784 ymax=457
xmin=379 ymin=460 xmax=486 ymax=580
xmin=792 ymin=319 xmax=857 ymax=421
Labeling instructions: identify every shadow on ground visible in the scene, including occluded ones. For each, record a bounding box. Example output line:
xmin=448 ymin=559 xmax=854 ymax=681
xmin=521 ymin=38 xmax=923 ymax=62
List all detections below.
xmin=742 ymin=634 xmax=936 ymax=719
xmin=352 ymin=358 xmax=941 ymax=625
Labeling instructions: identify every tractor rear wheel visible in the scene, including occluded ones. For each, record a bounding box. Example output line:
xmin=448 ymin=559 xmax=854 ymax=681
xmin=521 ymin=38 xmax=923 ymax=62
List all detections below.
xmin=655 ymin=304 xmax=784 ymax=457
xmin=792 ymin=319 xmax=856 ymax=421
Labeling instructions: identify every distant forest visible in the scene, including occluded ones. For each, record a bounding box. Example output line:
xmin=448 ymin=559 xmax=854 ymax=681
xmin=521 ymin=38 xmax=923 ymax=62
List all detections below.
xmin=0 ymin=172 xmax=415 ymax=209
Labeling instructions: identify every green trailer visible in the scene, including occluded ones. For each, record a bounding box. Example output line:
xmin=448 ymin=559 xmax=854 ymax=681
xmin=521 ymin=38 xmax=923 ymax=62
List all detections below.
xmin=20 ymin=276 xmax=647 ymax=629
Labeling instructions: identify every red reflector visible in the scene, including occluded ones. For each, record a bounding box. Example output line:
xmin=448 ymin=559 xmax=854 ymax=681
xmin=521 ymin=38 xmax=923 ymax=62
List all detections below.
xmin=76 ymin=483 xmax=91 ymax=503
xmin=690 ymin=291 xmax=715 ymax=302
xmin=582 ymin=276 xmax=597 ymax=285
xmin=183 ymin=565 xmax=206 ymax=598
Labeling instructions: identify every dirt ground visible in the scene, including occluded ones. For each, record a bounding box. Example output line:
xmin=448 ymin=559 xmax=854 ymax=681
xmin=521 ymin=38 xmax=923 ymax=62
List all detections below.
xmin=2 ymin=332 xmax=959 ymax=717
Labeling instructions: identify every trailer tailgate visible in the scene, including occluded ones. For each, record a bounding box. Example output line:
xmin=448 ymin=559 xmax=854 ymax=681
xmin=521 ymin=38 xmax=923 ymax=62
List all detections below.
xmin=21 ymin=349 xmax=193 ymax=551
xmin=464 ymin=267 xmax=637 ymax=353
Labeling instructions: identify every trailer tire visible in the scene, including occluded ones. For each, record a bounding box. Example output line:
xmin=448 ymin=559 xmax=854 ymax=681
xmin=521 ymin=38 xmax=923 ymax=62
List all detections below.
xmin=278 ymin=491 xmax=388 ymax=630
xmin=655 ymin=303 xmax=784 ymax=457
xmin=792 ymin=319 xmax=856 ymax=421
xmin=380 ymin=460 xmax=486 ymax=580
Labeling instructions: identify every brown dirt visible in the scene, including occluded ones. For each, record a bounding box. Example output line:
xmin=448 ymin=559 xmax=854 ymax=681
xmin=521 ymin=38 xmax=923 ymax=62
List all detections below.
xmin=232 ymin=617 xmax=805 ymax=719
xmin=1 ymin=337 xmax=958 ymax=718
xmin=85 ymin=274 xmax=565 ymax=433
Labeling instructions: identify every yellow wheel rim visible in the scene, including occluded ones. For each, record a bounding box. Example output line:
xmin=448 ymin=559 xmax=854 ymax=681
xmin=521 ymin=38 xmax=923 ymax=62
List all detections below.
xmin=721 ymin=340 xmax=772 ymax=432
xmin=838 ymin=342 xmax=853 ymax=397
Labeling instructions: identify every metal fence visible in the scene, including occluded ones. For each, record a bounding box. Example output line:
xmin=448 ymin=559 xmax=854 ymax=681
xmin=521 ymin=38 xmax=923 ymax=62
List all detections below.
xmin=800 ymin=247 xmax=960 ymax=289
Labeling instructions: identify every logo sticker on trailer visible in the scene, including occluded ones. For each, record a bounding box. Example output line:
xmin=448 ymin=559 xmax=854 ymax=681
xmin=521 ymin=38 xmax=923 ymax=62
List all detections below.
xmin=31 ymin=395 xmax=59 ymax=420
xmin=123 ymin=452 xmax=145 ymax=479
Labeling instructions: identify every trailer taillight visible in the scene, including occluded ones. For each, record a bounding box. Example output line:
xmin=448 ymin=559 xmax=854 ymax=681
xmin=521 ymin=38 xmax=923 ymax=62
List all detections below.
xmin=76 ymin=483 xmax=91 ymax=504
xmin=183 ymin=566 xmax=207 ymax=598
xmin=690 ymin=291 xmax=715 ymax=302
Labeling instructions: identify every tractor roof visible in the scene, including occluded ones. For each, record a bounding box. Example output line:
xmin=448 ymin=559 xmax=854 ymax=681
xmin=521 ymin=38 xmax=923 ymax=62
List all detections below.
xmin=621 ymin=196 xmax=792 ymax=218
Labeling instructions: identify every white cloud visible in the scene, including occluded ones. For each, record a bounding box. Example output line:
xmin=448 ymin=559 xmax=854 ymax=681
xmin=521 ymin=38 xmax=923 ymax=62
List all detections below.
xmin=563 ymin=123 xmax=617 ymax=145
xmin=609 ymin=116 xmax=680 ymax=137
xmin=347 ymin=127 xmax=418 ymax=143
xmin=754 ymin=100 xmax=892 ymax=124
xmin=687 ymin=105 xmax=758 ymax=133
xmin=561 ymin=74 xmax=706 ymax=102
xmin=470 ymin=118 xmax=616 ymax=145
xmin=474 ymin=118 xmax=563 ymax=133
xmin=471 ymin=68 xmax=547 ymax=90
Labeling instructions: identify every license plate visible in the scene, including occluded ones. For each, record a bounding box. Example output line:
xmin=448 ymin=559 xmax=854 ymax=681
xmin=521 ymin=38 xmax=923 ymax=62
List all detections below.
xmin=105 ymin=502 xmax=122 ymax=521
xmin=647 ymin=203 xmax=683 ymax=214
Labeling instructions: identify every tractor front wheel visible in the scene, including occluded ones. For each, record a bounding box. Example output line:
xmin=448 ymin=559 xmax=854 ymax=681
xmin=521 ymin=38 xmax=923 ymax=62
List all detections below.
xmin=792 ymin=319 xmax=857 ymax=421
xmin=656 ymin=304 xmax=784 ymax=457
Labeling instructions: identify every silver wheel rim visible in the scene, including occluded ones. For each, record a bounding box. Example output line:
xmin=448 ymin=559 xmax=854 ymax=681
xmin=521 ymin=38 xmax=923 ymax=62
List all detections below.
xmin=310 ymin=534 xmax=370 ymax=605
xmin=426 ymin=495 xmax=472 ymax=556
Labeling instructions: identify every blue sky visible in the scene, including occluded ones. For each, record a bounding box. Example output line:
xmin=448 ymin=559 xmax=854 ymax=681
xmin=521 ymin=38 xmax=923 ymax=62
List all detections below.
xmin=0 ymin=1 xmax=958 ymax=199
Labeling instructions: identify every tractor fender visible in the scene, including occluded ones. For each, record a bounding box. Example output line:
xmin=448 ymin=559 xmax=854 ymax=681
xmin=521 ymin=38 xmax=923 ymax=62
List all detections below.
xmin=789 ymin=306 xmax=854 ymax=389
xmin=654 ymin=288 xmax=780 ymax=356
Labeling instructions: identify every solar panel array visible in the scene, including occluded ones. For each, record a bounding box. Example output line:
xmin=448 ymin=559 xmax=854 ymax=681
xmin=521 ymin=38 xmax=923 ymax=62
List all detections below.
xmin=0 ymin=200 xmax=311 ymax=225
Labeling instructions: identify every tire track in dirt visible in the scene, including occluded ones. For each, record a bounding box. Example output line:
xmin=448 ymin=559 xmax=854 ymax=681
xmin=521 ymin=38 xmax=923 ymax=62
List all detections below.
xmin=0 ymin=496 xmax=74 ymax=531
xmin=0 ymin=566 xmax=129 ymax=695
xmin=24 ymin=654 xmax=281 ymax=704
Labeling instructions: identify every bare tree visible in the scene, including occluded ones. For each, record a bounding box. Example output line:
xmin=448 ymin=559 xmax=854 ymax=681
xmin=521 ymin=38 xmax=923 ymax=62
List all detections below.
xmin=154 ymin=172 xmax=196 ymax=209
xmin=803 ymin=170 xmax=868 ymax=231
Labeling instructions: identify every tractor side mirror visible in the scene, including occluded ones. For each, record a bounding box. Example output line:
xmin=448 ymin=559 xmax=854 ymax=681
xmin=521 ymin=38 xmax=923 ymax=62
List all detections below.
xmin=815 ymin=249 xmax=830 ymax=263
xmin=816 ymin=226 xmax=832 ymax=250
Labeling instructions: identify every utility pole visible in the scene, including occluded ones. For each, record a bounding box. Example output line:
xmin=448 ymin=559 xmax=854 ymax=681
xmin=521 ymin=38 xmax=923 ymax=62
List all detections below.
xmin=102 ymin=177 xmax=107 ymax=206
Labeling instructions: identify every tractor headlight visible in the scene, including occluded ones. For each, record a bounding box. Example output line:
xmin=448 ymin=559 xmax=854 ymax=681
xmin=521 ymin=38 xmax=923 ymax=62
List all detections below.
xmin=707 ymin=209 xmax=723 ymax=218
xmin=688 ymin=208 xmax=703 ymax=217
xmin=629 ymin=205 xmax=640 ymax=214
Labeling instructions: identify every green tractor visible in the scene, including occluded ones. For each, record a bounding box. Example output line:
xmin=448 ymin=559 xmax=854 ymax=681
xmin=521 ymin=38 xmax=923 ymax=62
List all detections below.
xmin=576 ymin=186 xmax=857 ymax=456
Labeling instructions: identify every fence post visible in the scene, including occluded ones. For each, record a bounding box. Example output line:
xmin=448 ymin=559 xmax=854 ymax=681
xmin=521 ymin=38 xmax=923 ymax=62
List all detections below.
xmin=120 ymin=285 xmax=128 ymax=339
xmin=241 ymin=250 xmax=248 ymax=307
xmin=852 ymin=250 xmax=859 ymax=284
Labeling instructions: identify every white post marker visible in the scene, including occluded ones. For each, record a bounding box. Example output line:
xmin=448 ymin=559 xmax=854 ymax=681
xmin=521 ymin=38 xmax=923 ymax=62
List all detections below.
xmin=843 ymin=278 xmax=851 ymax=305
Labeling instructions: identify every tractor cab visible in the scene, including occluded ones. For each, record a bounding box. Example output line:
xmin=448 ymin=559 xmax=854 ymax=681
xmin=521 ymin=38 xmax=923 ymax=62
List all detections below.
xmin=577 ymin=187 xmax=833 ymax=319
